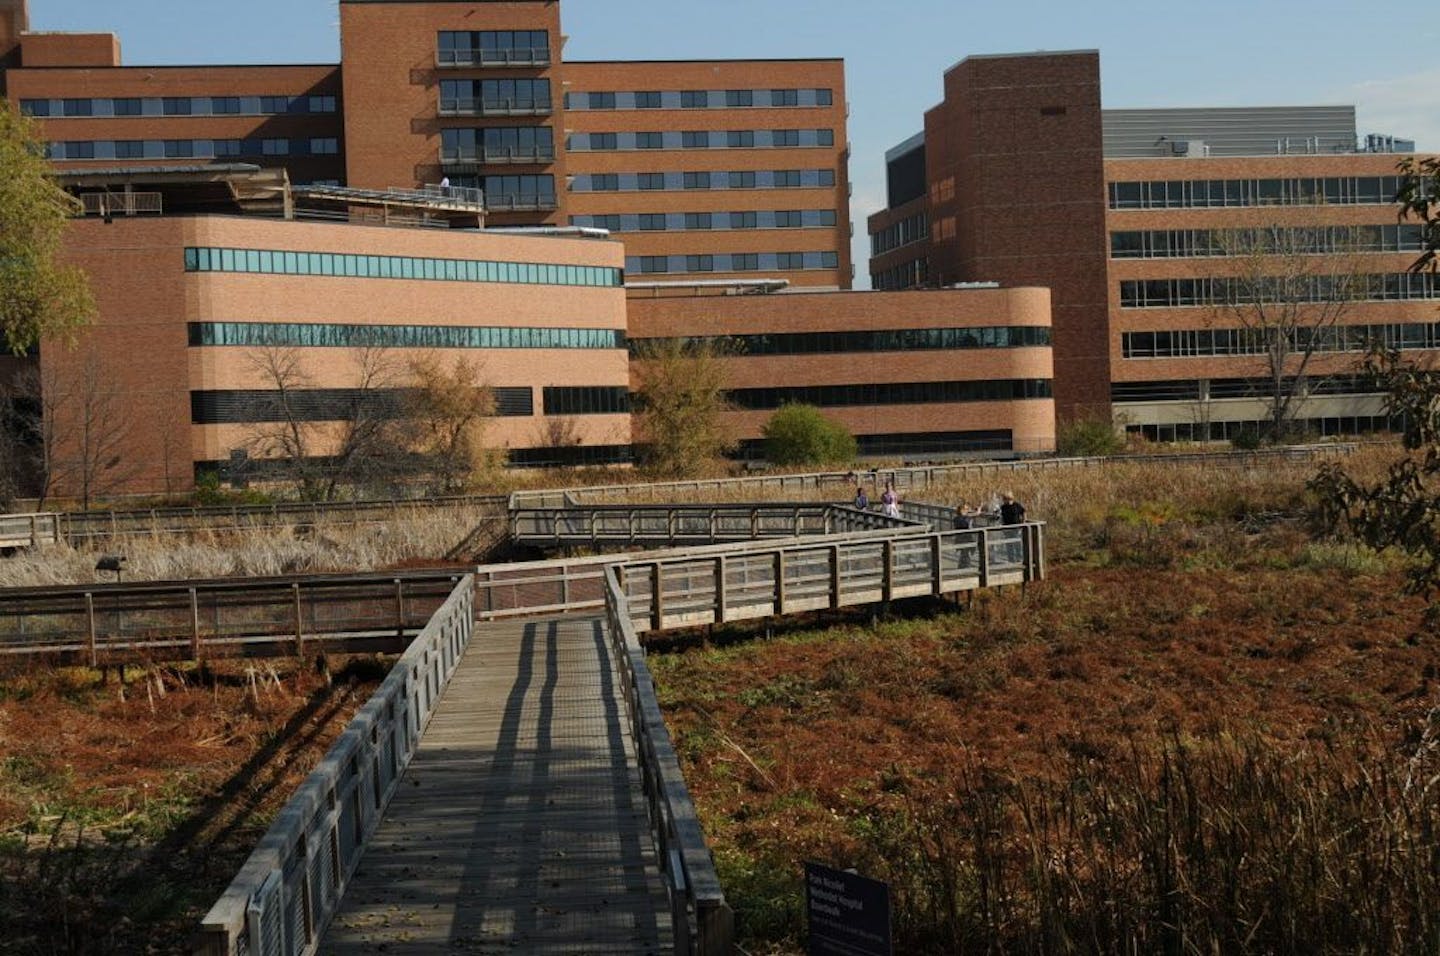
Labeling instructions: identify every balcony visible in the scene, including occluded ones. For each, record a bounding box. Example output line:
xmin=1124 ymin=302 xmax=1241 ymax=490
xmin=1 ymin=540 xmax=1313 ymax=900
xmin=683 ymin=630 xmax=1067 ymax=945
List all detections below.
xmin=438 ymin=98 xmax=553 ymax=118
xmin=485 ymin=193 xmax=559 ymax=212
xmin=436 ymin=48 xmax=551 ymax=69
xmin=439 ymin=145 xmax=556 ymax=169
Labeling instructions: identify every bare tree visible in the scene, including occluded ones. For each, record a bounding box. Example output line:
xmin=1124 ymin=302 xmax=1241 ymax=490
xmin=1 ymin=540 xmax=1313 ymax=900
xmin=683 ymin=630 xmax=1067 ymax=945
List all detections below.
xmin=244 ymin=345 xmax=411 ymax=500
xmin=406 ymin=353 xmax=495 ymax=492
xmin=1211 ymin=223 xmax=1367 ymax=440
xmin=631 ymin=338 xmax=735 ymax=477
xmin=21 ymin=351 xmax=138 ymax=509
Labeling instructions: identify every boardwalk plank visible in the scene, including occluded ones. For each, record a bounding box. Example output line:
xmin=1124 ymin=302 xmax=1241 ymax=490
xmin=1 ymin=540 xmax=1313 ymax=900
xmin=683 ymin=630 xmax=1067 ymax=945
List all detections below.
xmin=320 ymin=614 xmax=673 ymax=954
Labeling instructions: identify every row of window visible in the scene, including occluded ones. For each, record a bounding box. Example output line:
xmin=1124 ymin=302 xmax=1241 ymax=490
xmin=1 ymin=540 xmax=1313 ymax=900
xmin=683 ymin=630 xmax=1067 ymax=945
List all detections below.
xmin=542 ymin=387 xmax=630 ymax=416
xmin=872 ymin=257 xmax=930 ymax=291
xmin=571 ymin=169 xmax=836 ymax=192
xmin=629 ymin=252 xmax=840 ymax=274
xmin=728 ymin=379 xmax=1053 ymax=411
xmin=189 ymin=385 xmax=628 ymax=425
xmin=192 ymin=387 xmax=534 ymax=424
xmin=187 ymin=323 xmax=626 ymax=351
xmin=47 ymin=137 xmax=339 ymax=161
xmin=439 ymin=79 xmax=552 ymax=114
xmin=1108 ymin=176 xmax=1410 ymax=210
xmin=439 ymin=127 xmax=554 ymax=162
xmin=564 ymin=89 xmax=834 ymax=111
xmin=183 ymin=247 xmax=622 ymax=288
xmin=1119 ymin=273 xmax=1440 ymax=308
xmin=437 ymin=30 xmax=550 ymax=65
xmin=571 ymin=210 xmax=837 ymax=232
xmin=446 ymin=174 xmax=557 ymax=208
xmin=870 ymin=211 xmax=929 ymax=256
xmin=20 ymin=94 xmax=338 ymax=118
xmin=1122 ymin=322 xmax=1440 ymax=359
xmin=630 ymin=326 xmax=1051 ymax=357
xmin=1111 ymin=375 xmax=1378 ymax=404
xmin=569 ymin=129 xmax=835 ymax=151
xmin=1127 ymin=416 xmax=1400 ymax=444
xmin=1110 ymin=225 xmax=1426 ymax=259
xmin=737 ymin=429 xmax=1015 ymax=461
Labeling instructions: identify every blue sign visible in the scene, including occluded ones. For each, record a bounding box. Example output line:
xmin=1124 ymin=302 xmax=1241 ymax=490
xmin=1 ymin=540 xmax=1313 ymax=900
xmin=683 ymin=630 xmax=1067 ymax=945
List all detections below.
xmin=805 ymin=861 xmax=893 ymax=956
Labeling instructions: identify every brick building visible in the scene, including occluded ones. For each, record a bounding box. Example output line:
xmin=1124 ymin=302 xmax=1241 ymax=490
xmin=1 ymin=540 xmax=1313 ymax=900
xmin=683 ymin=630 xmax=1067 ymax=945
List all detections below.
xmin=2 ymin=1 xmax=1060 ymax=497
xmin=867 ymin=51 xmax=1439 ymax=439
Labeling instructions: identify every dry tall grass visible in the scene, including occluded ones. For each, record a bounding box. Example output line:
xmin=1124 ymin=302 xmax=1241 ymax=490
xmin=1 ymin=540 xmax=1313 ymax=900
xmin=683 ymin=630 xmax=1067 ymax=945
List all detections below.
xmin=0 ymin=506 xmax=503 ymax=588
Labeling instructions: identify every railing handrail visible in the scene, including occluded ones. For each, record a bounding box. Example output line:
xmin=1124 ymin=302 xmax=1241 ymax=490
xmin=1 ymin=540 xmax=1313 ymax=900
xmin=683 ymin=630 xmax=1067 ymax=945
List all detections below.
xmin=603 ymin=565 xmax=734 ymax=953
xmin=197 ymin=575 xmax=476 ymax=955
xmin=511 ymin=442 xmax=1359 ymax=509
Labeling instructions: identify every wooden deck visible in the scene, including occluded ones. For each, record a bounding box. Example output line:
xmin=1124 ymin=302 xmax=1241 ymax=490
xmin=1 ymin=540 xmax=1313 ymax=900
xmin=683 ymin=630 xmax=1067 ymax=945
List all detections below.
xmin=321 ymin=614 xmax=673 ymax=955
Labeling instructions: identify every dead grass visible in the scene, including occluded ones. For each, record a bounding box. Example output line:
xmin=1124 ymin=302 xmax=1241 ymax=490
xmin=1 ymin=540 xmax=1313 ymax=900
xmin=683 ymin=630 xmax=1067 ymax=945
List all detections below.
xmin=0 ymin=655 xmax=387 ymax=953
xmin=0 ymin=505 xmax=504 ymax=588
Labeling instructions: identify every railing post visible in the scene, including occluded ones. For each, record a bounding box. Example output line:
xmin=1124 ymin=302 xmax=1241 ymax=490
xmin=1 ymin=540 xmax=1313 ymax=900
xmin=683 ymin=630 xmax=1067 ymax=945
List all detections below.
xmin=190 ymin=588 xmax=202 ymax=662
xmin=931 ymin=535 xmax=943 ymax=595
xmin=830 ymin=545 xmax=842 ymax=610
xmin=85 ymin=592 xmax=97 ymax=668
xmin=774 ymin=550 xmax=786 ymax=615
xmin=28 ymin=514 xmax=37 ymax=548
xmin=883 ymin=539 xmax=895 ymax=604
xmin=714 ymin=555 xmax=727 ymax=624
xmin=651 ymin=563 xmax=664 ymax=631
xmin=395 ymin=579 xmax=406 ymax=637
xmin=977 ymin=529 xmax=990 ymax=588
xmin=294 ymin=583 xmax=305 ymax=655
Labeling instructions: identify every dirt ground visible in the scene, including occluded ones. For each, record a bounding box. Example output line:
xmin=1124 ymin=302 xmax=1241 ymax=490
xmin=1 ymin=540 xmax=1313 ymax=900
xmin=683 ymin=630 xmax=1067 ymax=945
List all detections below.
xmin=0 ymin=655 xmax=386 ymax=954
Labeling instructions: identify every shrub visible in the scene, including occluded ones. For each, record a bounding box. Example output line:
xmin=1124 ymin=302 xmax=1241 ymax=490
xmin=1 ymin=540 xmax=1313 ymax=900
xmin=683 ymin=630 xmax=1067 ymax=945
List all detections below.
xmin=1056 ymin=417 xmax=1125 ymax=457
xmin=762 ymin=404 xmax=857 ymax=466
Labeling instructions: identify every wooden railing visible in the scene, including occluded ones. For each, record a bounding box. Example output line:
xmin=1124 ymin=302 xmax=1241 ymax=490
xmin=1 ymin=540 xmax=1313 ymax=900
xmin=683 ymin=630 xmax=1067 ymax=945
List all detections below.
xmin=604 ymin=565 xmax=734 ymax=955
xmin=511 ymin=442 xmax=1359 ymax=508
xmin=196 ymin=576 xmax=475 ymax=956
xmin=0 ymin=512 xmax=61 ymax=549
xmin=0 ymin=570 xmax=467 ymax=665
xmin=509 ymin=501 xmax=920 ymax=550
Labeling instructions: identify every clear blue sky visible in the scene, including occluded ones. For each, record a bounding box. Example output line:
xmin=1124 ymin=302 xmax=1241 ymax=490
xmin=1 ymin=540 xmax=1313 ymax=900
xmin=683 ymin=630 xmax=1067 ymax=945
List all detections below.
xmin=29 ymin=0 xmax=1439 ymax=287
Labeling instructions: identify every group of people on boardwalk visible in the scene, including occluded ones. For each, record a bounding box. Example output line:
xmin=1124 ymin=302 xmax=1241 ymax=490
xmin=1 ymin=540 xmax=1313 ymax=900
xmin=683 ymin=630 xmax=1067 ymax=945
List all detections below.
xmin=848 ymin=472 xmax=1027 ymax=527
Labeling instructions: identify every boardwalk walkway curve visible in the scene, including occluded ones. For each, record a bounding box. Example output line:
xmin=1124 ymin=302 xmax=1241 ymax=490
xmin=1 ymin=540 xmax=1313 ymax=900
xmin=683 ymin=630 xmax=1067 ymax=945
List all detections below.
xmin=194 ymin=497 xmax=1044 ymax=955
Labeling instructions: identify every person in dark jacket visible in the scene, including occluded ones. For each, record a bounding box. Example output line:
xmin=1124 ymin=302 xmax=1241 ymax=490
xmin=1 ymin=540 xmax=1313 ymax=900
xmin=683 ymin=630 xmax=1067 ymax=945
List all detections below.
xmin=854 ymin=485 xmax=870 ymax=510
xmin=1000 ymin=492 xmax=1026 ymax=525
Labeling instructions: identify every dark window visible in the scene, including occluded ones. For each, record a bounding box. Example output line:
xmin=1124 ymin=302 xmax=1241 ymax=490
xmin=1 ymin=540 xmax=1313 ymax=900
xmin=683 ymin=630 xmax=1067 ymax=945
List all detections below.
xmin=684 ymin=212 xmax=713 ymax=230
xmin=771 ymin=89 xmax=799 ymax=107
xmin=636 ymin=131 xmax=664 ymax=149
xmin=816 ymin=89 xmax=834 ymax=106
xmin=20 ymin=99 xmax=50 ymax=117
xmin=729 ymin=171 xmax=756 ymax=189
xmin=817 ymin=129 xmax=835 ymax=147
xmin=732 ymin=253 xmax=759 ymax=271
xmin=730 ymin=211 xmax=758 ymax=229
xmin=772 ymin=129 xmax=800 ymax=147
xmin=817 ymin=169 xmax=836 ymax=187
xmin=591 ymin=173 xmax=620 ymax=191
xmin=112 ymin=98 xmax=143 ymax=116
xmin=164 ymin=140 xmax=195 ymax=158
xmin=683 ymin=171 xmax=712 ymax=190
xmin=588 ymin=132 xmax=617 ymax=150
xmin=681 ymin=90 xmax=709 ymax=108
xmin=727 ymin=130 xmax=755 ymax=148
xmin=114 ymin=140 xmax=145 ymax=159
xmin=726 ymin=89 xmax=754 ymax=107
xmin=543 ymin=386 xmax=629 ymax=415
xmin=634 ymin=91 xmax=662 ymax=109
xmin=588 ymin=91 xmax=616 ymax=110
xmin=61 ymin=99 xmax=93 ymax=117
xmin=686 ymin=254 xmax=715 ymax=272
xmin=492 ymin=387 xmax=534 ymax=417
xmin=163 ymin=97 xmax=193 ymax=116
xmin=638 ymin=213 xmax=667 ymax=231
xmin=638 ymin=256 xmax=670 ymax=274
xmin=681 ymin=130 xmax=710 ymax=148
xmin=637 ymin=172 xmax=665 ymax=190
xmin=211 ymin=97 xmax=242 ymax=114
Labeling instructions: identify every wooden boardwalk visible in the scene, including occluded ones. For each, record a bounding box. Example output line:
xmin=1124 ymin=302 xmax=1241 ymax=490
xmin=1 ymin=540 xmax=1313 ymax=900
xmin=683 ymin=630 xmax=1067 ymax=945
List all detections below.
xmin=322 ymin=614 xmax=673 ymax=955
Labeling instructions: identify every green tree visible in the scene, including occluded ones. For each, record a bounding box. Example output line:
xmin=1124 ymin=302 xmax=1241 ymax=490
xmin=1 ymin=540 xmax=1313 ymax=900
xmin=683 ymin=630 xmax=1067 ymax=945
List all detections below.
xmin=761 ymin=403 xmax=857 ymax=466
xmin=1056 ymin=416 xmax=1126 ymax=457
xmin=0 ymin=100 xmax=95 ymax=354
xmin=631 ymin=338 xmax=735 ymax=477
